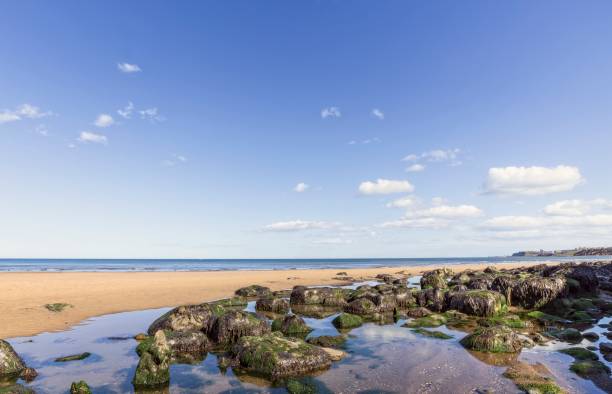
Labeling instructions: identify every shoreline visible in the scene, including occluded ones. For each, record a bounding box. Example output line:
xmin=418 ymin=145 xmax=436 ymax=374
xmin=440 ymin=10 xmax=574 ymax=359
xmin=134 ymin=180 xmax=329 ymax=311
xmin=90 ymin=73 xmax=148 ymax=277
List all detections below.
xmin=0 ymin=261 xmax=556 ymax=339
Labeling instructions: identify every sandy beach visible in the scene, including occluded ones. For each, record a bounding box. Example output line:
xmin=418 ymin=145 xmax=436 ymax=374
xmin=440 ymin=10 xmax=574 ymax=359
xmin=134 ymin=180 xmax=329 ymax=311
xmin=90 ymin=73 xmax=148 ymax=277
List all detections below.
xmin=0 ymin=261 xmax=556 ymax=339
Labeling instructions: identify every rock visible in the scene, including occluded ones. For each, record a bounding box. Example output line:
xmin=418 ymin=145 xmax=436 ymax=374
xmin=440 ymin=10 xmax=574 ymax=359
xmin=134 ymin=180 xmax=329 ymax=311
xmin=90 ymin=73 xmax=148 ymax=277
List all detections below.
xmin=529 ymin=333 xmax=551 ymax=345
xmin=164 ymin=331 xmax=210 ymax=361
xmin=70 ymin=381 xmax=92 ymax=394
xmin=133 ymin=330 xmax=171 ymax=388
xmin=405 ymin=307 xmax=433 ymax=318
xmin=332 ymin=313 xmax=363 ymax=329
xmin=336 ymin=272 xmax=348 ymax=276
xmin=320 ymin=347 xmax=346 ymax=361
xmin=344 ymin=297 xmax=378 ymax=315
xmin=290 ymin=286 xmax=348 ymax=306
xmin=54 ymin=352 xmax=91 ymax=362
xmin=503 ymin=362 xmax=562 ymax=394
xmin=420 ymin=268 xmax=453 ymax=289
xmin=256 ymin=297 xmax=290 ymax=314
xmin=208 ymin=311 xmax=270 ymax=345
xmin=415 ymin=288 xmax=446 ymax=312
xmin=290 ymin=304 xmax=341 ymax=319
xmin=393 ymin=286 xmax=416 ymax=308
xmin=552 ymin=328 xmax=583 ymax=343
xmin=583 ymin=332 xmax=600 ymax=342
xmin=544 ymin=264 xmax=599 ymax=294
xmin=271 ymin=315 xmax=312 ymax=336
xmin=134 ymin=333 xmax=148 ymax=341
xmin=0 ymin=339 xmax=26 ymax=378
xmin=231 ymin=332 xmax=332 ymax=379
xmin=147 ymin=303 xmax=221 ymax=335
xmin=411 ymin=328 xmax=453 ymax=339
xmin=446 ymin=290 xmax=506 ymax=317
xmin=492 ymin=275 xmax=567 ymax=309
xmin=0 ymin=383 xmax=36 ymax=394
xmin=467 ymin=277 xmax=494 ymax=290
xmin=600 ymin=342 xmax=612 ymax=354
xmin=570 ymin=360 xmax=611 ymax=377
xmin=235 ymin=285 xmax=272 ymax=298
xmin=211 ymin=296 xmax=248 ymax=308
xmin=306 ymin=335 xmax=347 ymax=348
xmin=19 ymin=367 xmax=38 ymax=382
xmin=559 ymin=347 xmax=599 ymax=361
xmin=460 ymin=326 xmax=523 ymax=353
xmin=403 ymin=313 xmax=448 ymax=328
xmin=286 ymin=378 xmax=317 ymax=394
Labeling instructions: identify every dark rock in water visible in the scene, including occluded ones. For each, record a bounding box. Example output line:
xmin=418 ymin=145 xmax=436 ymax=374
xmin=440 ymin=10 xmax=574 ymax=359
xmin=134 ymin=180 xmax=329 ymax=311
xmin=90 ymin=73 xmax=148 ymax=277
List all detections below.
xmin=460 ymin=325 xmax=523 ymax=353
xmin=290 ymin=304 xmax=341 ymax=319
xmin=583 ymin=332 xmax=600 ymax=342
xmin=19 ymin=367 xmax=38 ymax=382
xmin=147 ymin=303 xmax=222 ymax=335
xmin=0 ymin=383 xmax=36 ymax=394
xmin=415 ymin=288 xmax=446 ymax=312
xmin=344 ymin=297 xmax=377 ymax=315
xmin=503 ymin=362 xmax=563 ymax=394
xmin=403 ymin=313 xmax=448 ymax=328
xmin=290 ymin=286 xmax=348 ymax=306
xmin=446 ymin=290 xmax=506 ymax=317
xmin=286 ymin=378 xmax=317 ymax=394
xmin=544 ymin=263 xmax=599 ymax=294
xmin=570 ymin=359 xmax=611 ymax=377
xmin=306 ymin=335 xmax=347 ymax=348
xmin=600 ymin=342 xmax=612 ymax=354
xmin=492 ymin=275 xmax=567 ymax=309
xmin=164 ymin=331 xmax=210 ymax=361
xmin=376 ymin=273 xmax=403 ymax=284
xmin=467 ymin=277 xmax=494 ymax=290
xmin=551 ymin=328 xmax=583 ymax=343
xmin=133 ymin=330 xmax=171 ymax=389
xmin=70 ymin=380 xmax=92 ymax=394
xmin=420 ymin=268 xmax=453 ymax=289
xmin=336 ymin=272 xmax=348 ymax=276
xmin=208 ymin=311 xmax=270 ymax=345
xmin=411 ymin=328 xmax=453 ymax=340
xmin=0 ymin=339 xmax=27 ymax=378
xmin=405 ymin=307 xmax=433 ymax=318
xmin=107 ymin=336 xmax=131 ymax=341
xmin=256 ymin=297 xmax=290 ymax=314
xmin=54 ymin=352 xmax=91 ymax=362
xmin=231 ymin=332 xmax=332 ymax=379
xmin=559 ymin=347 xmax=599 ymax=361
xmin=332 ymin=313 xmax=363 ymax=329
xmin=272 ymin=315 xmax=312 ymax=336
xmin=235 ymin=285 xmax=272 ymax=298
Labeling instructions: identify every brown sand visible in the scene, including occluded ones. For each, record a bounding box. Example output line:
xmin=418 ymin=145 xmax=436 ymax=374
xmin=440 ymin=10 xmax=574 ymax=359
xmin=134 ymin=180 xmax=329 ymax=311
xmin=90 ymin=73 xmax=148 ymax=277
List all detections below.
xmin=0 ymin=261 xmax=554 ymax=339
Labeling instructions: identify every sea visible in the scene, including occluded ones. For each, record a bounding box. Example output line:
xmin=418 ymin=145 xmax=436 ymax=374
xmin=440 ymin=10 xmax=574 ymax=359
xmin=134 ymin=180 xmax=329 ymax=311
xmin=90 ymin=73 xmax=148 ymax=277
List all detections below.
xmin=0 ymin=255 xmax=610 ymax=272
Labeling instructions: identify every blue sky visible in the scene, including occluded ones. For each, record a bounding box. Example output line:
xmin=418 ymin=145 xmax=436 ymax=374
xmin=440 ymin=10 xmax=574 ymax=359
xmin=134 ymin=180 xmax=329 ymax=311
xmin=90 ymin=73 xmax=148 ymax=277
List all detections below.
xmin=2 ymin=1 xmax=612 ymax=258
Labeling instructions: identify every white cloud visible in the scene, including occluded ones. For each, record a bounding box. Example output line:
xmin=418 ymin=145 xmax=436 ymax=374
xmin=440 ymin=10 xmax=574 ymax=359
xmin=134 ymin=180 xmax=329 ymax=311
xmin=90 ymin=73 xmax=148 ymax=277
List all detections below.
xmin=321 ymin=107 xmax=341 ymax=119
xmin=359 ymin=179 xmax=414 ymax=195
xmin=117 ymin=62 xmax=141 ymax=73
xmin=485 ymin=165 xmax=583 ymax=195
xmin=78 ymin=131 xmax=108 ymax=145
xmin=379 ymin=217 xmax=450 ymax=229
xmin=0 ymin=104 xmax=52 ymax=124
xmin=162 ymin=154 xmax=188 ymax=167
xmin=406 ymin=164 xmax=425 ymax=173
xmin=263 ymin=220 xmax=339 ymax=232
xmin=371 ymin=108 xmax=384 ymax=120
xmin=348 ymin=137 xmax=380 ymax=145
xmin=386 ymin=196 xmax=416 ymax=208
xmin=294 ymin=182 xmax=309 ymax=193
xmin=140 ymin=108 xmax=164 ymax=123
xmin=312 ymin=238 xmax=352 ymax=245
xmin=94 ymin=114 xmax=114 ymax=128
xmin=117 ymin=102 xmax=134 ymax=119
xmin=408 ymin=204 xmax=483 ymax=219
xmin=35 ymin=124 xmax=49 ymax=136
xmin=544 ymin=199 xmax=612 ymax=216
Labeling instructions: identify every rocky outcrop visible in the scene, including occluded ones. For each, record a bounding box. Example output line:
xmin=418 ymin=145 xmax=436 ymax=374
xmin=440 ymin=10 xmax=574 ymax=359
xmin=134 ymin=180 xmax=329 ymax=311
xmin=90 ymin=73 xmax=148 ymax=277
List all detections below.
xmin=165 ymin=331 xmax=210 ymax=362
xmin=271 ymin=315 xmax=312 ymax=336
xmin=0 ymin=339 xmax=27 ymax=378
xmin=446 ymin=290 xmax=506 ymax=317
xmin=332 ymin=313 xmax=363 ymax=329
xmin=420 ymin=268 xmax=453 ymax=289
xmin=460 ymin=326 xmax=523 ymax=353
xmin=415 ymin=288 xmax=446 ymax=312
xmin=255 ymin=297 xmax=290 ymax=314
xmin=491 ymin=275 xmax=567 ymax=309
xmin=147 ymin=304 xmax=221 ymax=335
xmin=306 ymin=335 xmax=347 ymax=348
xmin=544 ymin=264 xmax=599 ymax=293
xmin=70 ymin=381 xmax=92 ymax=394
xmin=208 ymin=311 xmax=270 ymax=345
xmin=235 ymin=285 xmax=272 ymax=298
xmin=231 ymin=332 xmax=332 ymax=379
xmin=290 ymin=286 xmax=348 ymax=307
xmin=133 ymin=330 xmax=171 ymax=388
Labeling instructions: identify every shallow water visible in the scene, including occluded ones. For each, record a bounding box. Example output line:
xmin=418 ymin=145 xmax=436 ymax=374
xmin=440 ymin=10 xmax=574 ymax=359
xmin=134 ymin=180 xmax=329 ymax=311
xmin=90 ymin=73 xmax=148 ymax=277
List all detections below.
xmin=6 ymin=286 xmax=609 ymax=393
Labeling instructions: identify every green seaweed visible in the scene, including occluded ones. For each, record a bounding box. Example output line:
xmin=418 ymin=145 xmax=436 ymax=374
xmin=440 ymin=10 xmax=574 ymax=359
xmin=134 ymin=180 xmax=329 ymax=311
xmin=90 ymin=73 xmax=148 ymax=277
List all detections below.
xmin=411 ymin=328 xmax=452 ymax=339
xmin=44 ymin=303 xmax=72 ymax=312
xmin=332 ymin=313 xmax=363 ymax=329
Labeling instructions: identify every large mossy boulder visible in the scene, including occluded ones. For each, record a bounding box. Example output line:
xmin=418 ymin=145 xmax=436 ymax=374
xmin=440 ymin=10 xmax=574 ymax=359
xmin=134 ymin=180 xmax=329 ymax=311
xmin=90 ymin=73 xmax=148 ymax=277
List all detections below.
xmin=460 ymin=325 xmax=523 ymax=353
xmin=306 ymin=335 xmax=347 ymax=348
xmin=344 ymin=298 xmax=377 ymax=315
xmin=147 ymin=303 xmax=221 ymax=335
xmin=290 ymin=286 xmax=348 ymax=307
xmin=420 ymin=268 xmax=453 ymax=289
xmin=0 ymin=384 xmax=36 ymax=394
xmin=332 ymin=313 xmax=363 ymax=329
xmin=211 ymin=296 xmax=248 ymax=308
xmin=415 ymin=288 xmax=446 ymax=312
xmin=70 ymin=381 xmax=92 ymax=394
xmin=231 ymin=332 xmax=332 ymax=379
xmin=446 ymin=290 xmax=506 ymax=317
xmin=256 ymin=297 xmax=290 ymax=314
xmin=272 ymin=315 xmax=312 ymax=336
xmin=0 ymin=340 xmax=26 ymax=378
xmin=544 ymin=264 xmax=599 ymax=294
xmin=132 ymin=330 xmax=171 ymax=389
xmin=164 ymin=331 xmax=210 ymax=362
xmin=235 ymin=285 xmax=272 ymax=298
xmin=393 ymin=286 xmax=416 ymax=308
xmin=208 ymin=310 xmax=270 ymax=345
xmin=492 ymin=276 xmax=567 ymax=309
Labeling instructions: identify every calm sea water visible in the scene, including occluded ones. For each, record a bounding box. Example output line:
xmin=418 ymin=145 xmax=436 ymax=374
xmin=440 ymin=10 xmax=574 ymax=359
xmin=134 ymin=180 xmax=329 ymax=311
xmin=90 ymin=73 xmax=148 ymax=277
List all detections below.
xmin=0 ymin=256 xmax=610 ymax=272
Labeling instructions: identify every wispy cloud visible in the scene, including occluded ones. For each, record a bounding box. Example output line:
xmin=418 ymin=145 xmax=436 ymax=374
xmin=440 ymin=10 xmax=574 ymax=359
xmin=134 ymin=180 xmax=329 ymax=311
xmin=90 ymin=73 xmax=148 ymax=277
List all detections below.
xmin=117 ymin=62 xmax=141 ymax=73
xmin=348 ymin=137 xmax=380 ymax=145
xmin=371 ymin=108 xmax=384 ymax=120
xmin=263 ymin=220 xmax=340 ymax=232
xmin=294 ymin=182 xmax=309 ymax=193
xmin=140 ymin=108 xmax=165 ymax=123
xmin=405 ymin=164 xmax=425 ymax=173
xmin=35 ymin=124 xmax=49 ymax=137
xmin=162 ymin=154 xmax=188 ymax=167
xmin=0 ymin=104 xmax=53 ymax=124
xmin=484 ymin=165 xmax=583 ymax=196
xmin=321 ymin=107 xmax=341 ymax=119
xmin=78 ymin=131 xmax=108 ymax=145
xmin=94 ymin=114 xmax=115 ymax=128
xmin=402 ymin=148 xmax=462 ymax=169
xmin=117 ymin=102 xmax=134 ymax=119
xmin=358 ymin=179 xmax=414 ymax=195
xmin=312 ymin=238 xmax=352 ymax=245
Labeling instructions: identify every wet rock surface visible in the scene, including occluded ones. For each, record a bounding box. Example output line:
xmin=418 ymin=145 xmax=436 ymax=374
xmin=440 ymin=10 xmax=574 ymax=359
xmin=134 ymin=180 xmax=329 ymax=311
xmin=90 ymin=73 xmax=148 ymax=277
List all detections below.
xmin=133 ymin=330 xmax=171 ymax=389
xmin=0 ymin=340 xmax=27 ymax=378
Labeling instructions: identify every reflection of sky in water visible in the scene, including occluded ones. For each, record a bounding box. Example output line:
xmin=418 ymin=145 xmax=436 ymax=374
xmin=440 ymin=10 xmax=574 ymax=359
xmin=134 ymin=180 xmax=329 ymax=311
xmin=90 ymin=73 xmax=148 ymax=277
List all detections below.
xmin=5 ymin=286 xmax=608 ymax=393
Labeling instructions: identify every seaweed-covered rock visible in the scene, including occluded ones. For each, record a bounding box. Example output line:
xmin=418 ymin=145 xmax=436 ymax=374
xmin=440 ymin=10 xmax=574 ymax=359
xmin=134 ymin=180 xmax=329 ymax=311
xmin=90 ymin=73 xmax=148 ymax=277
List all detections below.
xmin=290 ymin=304 xmax=341 ymax=319
xmin=147 ymin=303 xmax=221 ymax=335
xmin=405 ymin=307 xmax=433 ymax=318
xmin=290 ymin=286 xmax=348 ymax=306
xmin=503 ymin=362 xmax=562 ymax=394
xmin=551 ymin=328 xmax=583 ymax=343
xmin=403 ymin=313 xmax=447 ymax=328
xmin=446 ymin=290 xmax=506 ymax=317
xmin=492 ymin=276 xmax=567 ymax=309
xmin=415 ymin=288 xmax=446 ymax=312
xmin=393 ymin=286 xmax=416 ymax=308
xmin=211 ymin=296 xmax=248 ymax=308
xmin=231 ymin=332 xmax=332 ymax=379
xmin=570 ymin=360 xmax=611 ymax=377
xmin=208 ymin=311 xmax=270 ymax=345
xmin=70 ymin=381 xmax=92 ymax=394
xmin=411 ymin=328 xmax=453 ymax=340
xmin=467 ymin=277 xmax=494 ymax=290
xmin=165 ymin=331 xmax=210 ymax=361
xmin=0 ymin=340 xmax=27 ymax=378
xmin=306 ymin=335 xmax=347 ymax=348
xmin=544 ymin=264 xmax=599 ymax=294
xmin=332 ymin=313 xmax=363 ymax=329
xmin=559 ymin=347 xmax=599 ymax=361
xmin=272 ymin=315 xmax=312 ymax=336
xmin=460 ymin=325 xmax=523 ymax=353
xmin=55 ymin=352 xmax=91 ymax=362
xmin=256 ymin=297 xmax=290 ymax=314
xmin=344 ymin=297 xmax=377 ymax=315
xmin=235 ymin=285 xmax=272 ymax=298
xmin=132 ymin=330 xmax=171 ymax=388
xmin=420 ymin=268 xmax=453 ymax=289
xmin=0 ymin=384 xmax=36 ymax=394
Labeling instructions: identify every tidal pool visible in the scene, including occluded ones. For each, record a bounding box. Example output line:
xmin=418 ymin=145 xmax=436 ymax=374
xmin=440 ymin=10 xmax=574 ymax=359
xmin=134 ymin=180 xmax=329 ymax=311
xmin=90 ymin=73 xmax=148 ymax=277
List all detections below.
xmin=5 ymin=286 xmax=609 ymax=393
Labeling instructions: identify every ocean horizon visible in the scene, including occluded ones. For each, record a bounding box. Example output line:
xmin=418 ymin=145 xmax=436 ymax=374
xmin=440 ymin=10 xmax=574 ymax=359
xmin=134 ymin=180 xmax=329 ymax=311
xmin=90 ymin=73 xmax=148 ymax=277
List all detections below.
xmin=1 ymin=255 xmax=610 ymax=272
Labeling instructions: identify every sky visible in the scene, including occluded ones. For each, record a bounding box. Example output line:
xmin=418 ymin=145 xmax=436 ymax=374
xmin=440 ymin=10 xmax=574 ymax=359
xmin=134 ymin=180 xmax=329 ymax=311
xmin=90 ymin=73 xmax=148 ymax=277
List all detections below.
xmin=2 ymin=1 xmax=612 ymax=259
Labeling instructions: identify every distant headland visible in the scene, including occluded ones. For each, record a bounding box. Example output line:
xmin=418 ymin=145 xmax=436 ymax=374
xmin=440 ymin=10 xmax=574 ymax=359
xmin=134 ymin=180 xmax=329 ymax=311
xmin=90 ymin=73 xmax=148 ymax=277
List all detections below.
xmin=512 ymin=246 xmax=612 ymax=257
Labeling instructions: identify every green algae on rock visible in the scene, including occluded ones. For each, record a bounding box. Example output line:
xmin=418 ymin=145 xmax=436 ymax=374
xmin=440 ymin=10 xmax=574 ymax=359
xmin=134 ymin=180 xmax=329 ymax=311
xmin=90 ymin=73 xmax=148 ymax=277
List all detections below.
xmin=403 ymin=313 xmax=447 ymax=328
xmin=133 ymin=330 xmax=171 ymax=389
xmin=0 ymin=340 xmax=27 ymax=378
xmin=272 ymin=315 xmax=312 ymax=336
xmin=503 ymin=362 xmax=563 ymax=394
xmin=256 ymin=297 xmax=290 ymax=314
xmin=70 ymin=380 xmax=92 ymax=394
xmin=411 ymin=328 xmax=453 ymax=339
xmin=559 ymin=347 xmax=598 ymax=361
xmin=54 ymin=352 xmax=91 ymax=362
xmin=306 ymin=335 xmax=347 ymax=348
xmin=235 ymin=285 xmax=272 ymax=298
xmin=332 ymin=313 xmax=363 ymax=329
xmin=446 ymin=290 xmax=507 ymax=317
xmin=44 ymin=303 xmax=72 ymax=312
xmin=460 ymin=325 xmax=523 ymax=353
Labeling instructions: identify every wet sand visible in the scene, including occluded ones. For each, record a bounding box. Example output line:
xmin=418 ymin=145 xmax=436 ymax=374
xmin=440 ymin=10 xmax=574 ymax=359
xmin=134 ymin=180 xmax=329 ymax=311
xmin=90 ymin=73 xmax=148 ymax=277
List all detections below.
xmin=0 ymin=261 xmax=556 ymax=338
